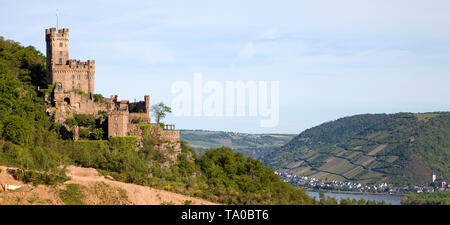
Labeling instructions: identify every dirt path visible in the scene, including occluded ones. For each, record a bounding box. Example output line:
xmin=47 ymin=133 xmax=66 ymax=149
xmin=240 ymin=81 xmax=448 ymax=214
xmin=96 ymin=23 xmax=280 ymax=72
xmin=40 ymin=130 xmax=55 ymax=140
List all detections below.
xmin=0 ymin=165 xmax=217 ymax=205
xmin=64 ymin=165 xmax=216 ymax=205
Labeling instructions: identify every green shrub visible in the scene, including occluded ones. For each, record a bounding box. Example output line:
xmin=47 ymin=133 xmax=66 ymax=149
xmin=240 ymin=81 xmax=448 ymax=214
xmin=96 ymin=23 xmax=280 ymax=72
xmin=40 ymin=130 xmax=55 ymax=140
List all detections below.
xmin=97 ymin=110 xmax=108 ymax=118
xmin=59 ymin=184 xmax=85 ymax=205
xmin=137 ymin=124 xmax=152 ymax=137
xmin=74 ymin=114 xmax=95 ymax=127
xmin=90 ymin=128 xmax=104 ymax=140
xmin=79 ymin=128 xmax=90 ymax=139
xmin=0 ymin=121 xmax=3 ymax=138
xmin=109 ymin=136 xmax=138 ymax=151
xmin=2 ymin=115 xmax=31 ymax=145
xmin=9 ymin=169 xmax=70 ymax=185
xmin=93 ymin=94 xmax=104 ymax=103
xmin=65 ymin=117 xmax=77 ymax=127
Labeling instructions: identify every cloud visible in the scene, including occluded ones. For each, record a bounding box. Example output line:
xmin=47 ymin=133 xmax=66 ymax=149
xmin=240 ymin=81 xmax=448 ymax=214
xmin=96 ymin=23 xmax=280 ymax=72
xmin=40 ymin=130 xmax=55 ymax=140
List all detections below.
xmin=237 ymin=42 xmax=256 ymax=60
xmin=262 ymin=29 xmax=277 ymax=40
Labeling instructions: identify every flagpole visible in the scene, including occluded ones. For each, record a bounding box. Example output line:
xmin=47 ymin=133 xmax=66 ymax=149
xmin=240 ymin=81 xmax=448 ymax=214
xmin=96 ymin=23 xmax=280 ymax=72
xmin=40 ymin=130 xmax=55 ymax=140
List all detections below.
xmin=56 ymin=9 xmax=58 ymax=30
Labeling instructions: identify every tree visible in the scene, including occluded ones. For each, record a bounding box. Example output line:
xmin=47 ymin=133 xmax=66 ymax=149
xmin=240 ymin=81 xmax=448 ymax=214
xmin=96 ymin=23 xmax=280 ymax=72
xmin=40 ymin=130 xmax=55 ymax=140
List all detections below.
xmin=90 ymin=128 xmax=104 ymax=140
xmin=2 ymin=115 xmax=31 ymax=145
xmin=151 ymin=102 xmax=172 ymax=124
xmin=74 ymin=114 xmax=95 ymax=127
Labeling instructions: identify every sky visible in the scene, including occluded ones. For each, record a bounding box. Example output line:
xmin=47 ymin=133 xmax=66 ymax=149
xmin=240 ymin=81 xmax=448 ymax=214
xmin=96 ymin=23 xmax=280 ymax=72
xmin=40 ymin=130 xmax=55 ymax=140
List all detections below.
xmin=1 ymin=0 xmax=450 ymax=134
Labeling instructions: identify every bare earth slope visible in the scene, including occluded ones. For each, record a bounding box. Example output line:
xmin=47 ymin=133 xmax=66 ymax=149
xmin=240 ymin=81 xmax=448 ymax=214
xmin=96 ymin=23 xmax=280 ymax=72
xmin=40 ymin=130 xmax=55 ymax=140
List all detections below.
xmin=0 ymin=165 xmax=216 ymax=205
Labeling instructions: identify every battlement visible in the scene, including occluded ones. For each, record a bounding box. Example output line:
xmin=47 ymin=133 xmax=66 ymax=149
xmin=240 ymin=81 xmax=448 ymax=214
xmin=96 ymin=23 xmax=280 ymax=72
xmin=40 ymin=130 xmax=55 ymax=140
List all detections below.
xmin=109 ymin=110 xmax=129 ymax=115
xmin=45 ymin=28 xmax=69 ymax=40
xmin=65 ymin=59 xmax=95 ymax=68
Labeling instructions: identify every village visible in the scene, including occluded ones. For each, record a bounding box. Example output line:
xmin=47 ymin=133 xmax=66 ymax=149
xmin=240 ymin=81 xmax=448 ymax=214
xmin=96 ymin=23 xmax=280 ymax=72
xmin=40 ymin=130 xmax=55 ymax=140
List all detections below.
xmin=275 ymin=171 xmax=450 ymax=194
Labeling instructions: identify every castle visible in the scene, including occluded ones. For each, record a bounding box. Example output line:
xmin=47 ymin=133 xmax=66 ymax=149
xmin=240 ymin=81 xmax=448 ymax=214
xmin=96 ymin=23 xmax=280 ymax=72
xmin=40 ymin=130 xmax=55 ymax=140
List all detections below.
xmin=44 ymin=28 xmax=179 ymax=142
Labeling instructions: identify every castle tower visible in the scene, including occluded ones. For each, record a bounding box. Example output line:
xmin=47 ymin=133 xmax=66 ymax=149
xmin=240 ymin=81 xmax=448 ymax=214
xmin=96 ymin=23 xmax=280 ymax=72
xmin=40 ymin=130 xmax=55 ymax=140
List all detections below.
xmin=108 ymin=101 xmax=129 ymax=137
xmin=45 ymin=28 xmax=95 ymax=94
xmin=46 ymin=28 xmax=69 ymax=84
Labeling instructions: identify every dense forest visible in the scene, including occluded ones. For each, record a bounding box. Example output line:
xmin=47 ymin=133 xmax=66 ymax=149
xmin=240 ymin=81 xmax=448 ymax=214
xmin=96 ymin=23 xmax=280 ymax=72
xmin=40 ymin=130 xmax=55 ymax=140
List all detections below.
xmin=263 ymin=113 xmax=450 ymax=186
xmin=0 ymin=36 xmax=319 ymax=204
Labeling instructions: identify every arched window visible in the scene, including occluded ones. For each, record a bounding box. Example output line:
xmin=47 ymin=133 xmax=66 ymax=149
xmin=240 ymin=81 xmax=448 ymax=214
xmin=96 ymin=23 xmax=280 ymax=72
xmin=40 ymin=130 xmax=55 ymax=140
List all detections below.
xmin=64 ymin=97 xmax=70 ymax=105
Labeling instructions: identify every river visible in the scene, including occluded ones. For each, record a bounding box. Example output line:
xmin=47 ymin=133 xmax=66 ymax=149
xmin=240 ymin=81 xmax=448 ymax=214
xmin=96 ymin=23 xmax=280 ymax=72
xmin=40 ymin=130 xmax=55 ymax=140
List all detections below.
xmin=307 ymin=191 xmax=405 ymax=205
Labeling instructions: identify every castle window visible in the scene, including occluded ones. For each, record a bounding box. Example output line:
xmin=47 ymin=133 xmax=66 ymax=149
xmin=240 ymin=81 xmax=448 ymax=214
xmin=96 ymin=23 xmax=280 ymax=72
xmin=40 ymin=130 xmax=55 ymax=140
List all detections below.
xmin=77 ymin=75 xmax=80 ymax=80
xmin=72 ymin=75 xmax=75 ymax=79
xmin=64 ymin=97 xmax=70 ymax=105
xmin=58 ymin=58 xmax=62 ymax=64
xmin=114 ymin=123 xmax=118 ymax=128
xmin=72 ymin=86 xmax=75 ymax=89
xmin=114 ymin=117 xmax=118 ymax=121
xmin=59 ymin=51 xmax=62 ymax=56
xmin=77 ymin=83 xmax=80 ymax=88
xmin=72 ymin=81 xmax=74 ymax=85
xmin=59 ymin=42 xmax=63 ymax=47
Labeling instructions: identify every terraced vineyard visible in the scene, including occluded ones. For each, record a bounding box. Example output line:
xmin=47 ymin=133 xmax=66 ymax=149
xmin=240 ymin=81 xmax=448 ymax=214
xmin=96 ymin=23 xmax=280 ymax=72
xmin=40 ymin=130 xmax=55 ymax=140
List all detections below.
xmin=263 ymin=113 xmax=450 ymax=186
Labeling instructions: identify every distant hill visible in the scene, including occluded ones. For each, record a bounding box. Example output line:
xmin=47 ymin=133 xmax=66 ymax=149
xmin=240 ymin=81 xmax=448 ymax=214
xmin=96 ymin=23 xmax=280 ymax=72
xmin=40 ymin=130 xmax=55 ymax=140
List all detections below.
xmin=262 ymin=113 xmax=450 ymax=186
xmin=180 ymin=130 xmax=295 ymax=159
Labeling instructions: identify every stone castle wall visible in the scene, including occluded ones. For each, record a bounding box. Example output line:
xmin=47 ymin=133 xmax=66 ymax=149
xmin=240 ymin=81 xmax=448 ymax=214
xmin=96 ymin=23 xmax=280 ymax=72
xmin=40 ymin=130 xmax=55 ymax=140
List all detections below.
xmin=45 ymin=27 xmax=179 ymax=143
xmin=46 ymin=28 xmax=95 ymax=94
xmin=52 ymin=60 xmax=95 ymax=94
xmin=129 ymin=112 xmax=150 ymax=123
xmin=51 ymin=90 xmax=108 ymax=124
xmin=149 ymin=124 xmax=180 ymax=143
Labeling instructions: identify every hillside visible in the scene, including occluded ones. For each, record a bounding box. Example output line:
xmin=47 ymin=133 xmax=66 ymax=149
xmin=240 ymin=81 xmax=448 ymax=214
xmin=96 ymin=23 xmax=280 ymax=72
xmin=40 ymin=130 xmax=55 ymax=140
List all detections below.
xmin=181 ymin=130 xmax=294 ymax=159
xmin=0 ymin=36 xmax=316 ymax=205
xmin=263 ymin=113 xmax=450 ymax=186
xmin=0 ymin=165 xmax=214 ymax=205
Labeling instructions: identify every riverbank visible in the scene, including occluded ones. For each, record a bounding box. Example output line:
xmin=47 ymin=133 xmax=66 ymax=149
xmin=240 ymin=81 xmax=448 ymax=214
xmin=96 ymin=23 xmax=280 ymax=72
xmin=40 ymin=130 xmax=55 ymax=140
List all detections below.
xmin=307 ymin=191 xmax=405 ymax=205
xmin=305 ymin=189 xmax=405 ymax=197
